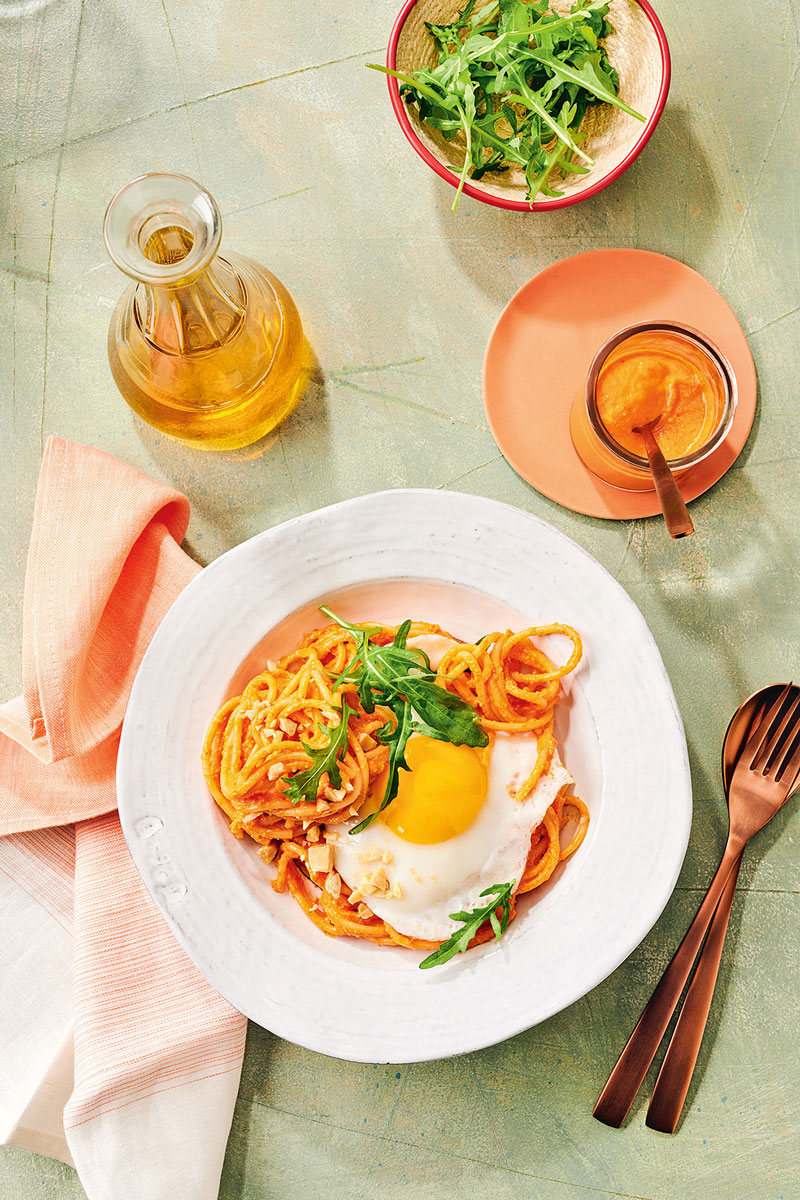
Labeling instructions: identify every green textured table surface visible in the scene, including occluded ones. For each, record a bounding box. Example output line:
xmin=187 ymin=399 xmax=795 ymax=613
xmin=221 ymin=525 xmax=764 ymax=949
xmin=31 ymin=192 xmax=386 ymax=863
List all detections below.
xmin=1 ymin=1 xmax=798 ymax=1197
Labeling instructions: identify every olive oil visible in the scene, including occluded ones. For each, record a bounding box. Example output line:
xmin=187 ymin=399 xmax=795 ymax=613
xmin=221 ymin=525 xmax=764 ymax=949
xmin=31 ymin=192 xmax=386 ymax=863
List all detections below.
xmin=104 ymin=174 xmax=306 ymax=451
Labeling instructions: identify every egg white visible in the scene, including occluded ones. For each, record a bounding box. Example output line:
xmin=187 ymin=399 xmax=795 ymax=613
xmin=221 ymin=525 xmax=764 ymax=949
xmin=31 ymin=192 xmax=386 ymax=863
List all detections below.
xmin=329 ymin=733 xmax=572 ymax=942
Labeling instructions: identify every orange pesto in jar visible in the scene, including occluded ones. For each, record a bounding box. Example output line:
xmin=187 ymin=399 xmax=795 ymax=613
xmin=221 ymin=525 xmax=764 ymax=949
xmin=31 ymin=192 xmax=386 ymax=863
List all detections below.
xmin=596 ymin=330 xmax=725 ymax=461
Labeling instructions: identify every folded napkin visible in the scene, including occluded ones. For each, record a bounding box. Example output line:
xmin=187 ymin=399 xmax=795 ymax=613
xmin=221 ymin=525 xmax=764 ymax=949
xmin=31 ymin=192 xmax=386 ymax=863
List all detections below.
xmin=0 ymin=438 xmax=246 ymax=1199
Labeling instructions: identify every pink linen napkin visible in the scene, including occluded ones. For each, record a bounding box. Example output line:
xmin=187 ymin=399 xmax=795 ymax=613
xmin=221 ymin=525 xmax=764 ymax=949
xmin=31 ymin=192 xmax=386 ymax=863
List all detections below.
xmin=0 ymin=438 xmax=247 ymax=1199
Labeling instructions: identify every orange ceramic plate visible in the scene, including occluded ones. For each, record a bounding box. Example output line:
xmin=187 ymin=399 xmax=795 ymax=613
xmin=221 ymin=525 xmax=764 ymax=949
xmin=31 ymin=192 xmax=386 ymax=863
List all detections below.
xmin=483 ymin=249 xmax=757 ymax=519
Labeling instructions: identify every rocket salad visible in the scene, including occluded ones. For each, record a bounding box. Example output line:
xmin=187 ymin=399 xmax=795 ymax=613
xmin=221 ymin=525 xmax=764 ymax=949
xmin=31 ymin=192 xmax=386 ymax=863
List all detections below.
xmin=370 ymin=0 xmax=645 ymax=209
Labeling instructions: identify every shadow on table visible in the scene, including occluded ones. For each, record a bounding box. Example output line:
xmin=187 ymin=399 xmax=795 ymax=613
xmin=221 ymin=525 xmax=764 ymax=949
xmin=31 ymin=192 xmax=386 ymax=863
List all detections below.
xmin=653 ymin=466 xmax=790 ymax=712
xmin=131 ymin=345 xmax=333 ymax=560
xmin=430 ymin=104 xmax=720 ymax=307
xmin=621 ymin=466 xmax=796 ymax=1129
xmin=726 ymin=354 xmax=762 ymax=476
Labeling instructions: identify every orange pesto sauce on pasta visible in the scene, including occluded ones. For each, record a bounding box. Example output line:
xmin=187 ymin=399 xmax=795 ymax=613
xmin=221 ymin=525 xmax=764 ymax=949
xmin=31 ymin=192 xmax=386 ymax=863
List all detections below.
xmin=201 ymin=608 xmax=588 ymax=963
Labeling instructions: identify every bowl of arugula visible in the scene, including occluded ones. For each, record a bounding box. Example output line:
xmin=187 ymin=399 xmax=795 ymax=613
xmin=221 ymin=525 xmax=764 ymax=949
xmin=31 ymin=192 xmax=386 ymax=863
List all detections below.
xmin=375 ymin=0 xmax=670 ymax=211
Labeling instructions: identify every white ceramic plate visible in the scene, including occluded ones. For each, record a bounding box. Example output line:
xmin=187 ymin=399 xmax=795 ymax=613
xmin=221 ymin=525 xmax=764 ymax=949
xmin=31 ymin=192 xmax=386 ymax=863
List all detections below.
xmin=117 ymin=491 xmax=691 ymax=1063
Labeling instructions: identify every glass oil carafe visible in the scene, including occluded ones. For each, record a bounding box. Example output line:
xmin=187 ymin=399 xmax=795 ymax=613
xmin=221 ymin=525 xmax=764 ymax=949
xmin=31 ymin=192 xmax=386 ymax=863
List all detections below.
xmin=103 ymin=172 xmax=306 ymax=450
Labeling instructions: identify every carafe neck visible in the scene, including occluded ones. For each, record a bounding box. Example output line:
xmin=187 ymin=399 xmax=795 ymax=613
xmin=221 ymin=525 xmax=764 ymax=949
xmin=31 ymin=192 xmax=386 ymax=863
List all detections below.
xmin=136 ymin=250 xmax=245 ymax=355
xmin=104 ymin=172 xmax=244 ymax=353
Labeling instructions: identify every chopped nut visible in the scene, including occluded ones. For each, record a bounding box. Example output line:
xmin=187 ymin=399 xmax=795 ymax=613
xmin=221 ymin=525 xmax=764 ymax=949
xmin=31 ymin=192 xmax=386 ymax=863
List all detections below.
xmin=391 ymin=882 xmax=403 ymax=899
xmin=325 ymin=830 xmax=339 ymax=843
xmin=301 ymin=820 xmax=310 ymax=830
xmin=306 ymin=825 xmax=321 ymax=843
xmin=359 ymin=733 xmax=377 ymax=751
xmin=349 ymin=806 xmax=360 ymax=817
xmin=307 ymin=843 xmax=335 ymax=874
xmin=348 ymin=890 xmax=363 ymax=905
xmin=358 ymin=866 xmax=390 ymax=897
xmin=266 ymin=659 xmax=277 ymax=672
xmin=316 ymin=797 xmax=327 ymax=813
xmin=267 ymin=762 xmax=286 ymax=781
xmin=382 ymin=850 xmax=394 ymax=865
xmin=356 ymin=848 xmax=384 ymax=865
xmin=324 ymin=785 xmax=347 ymax=804
xmin=324 ymin=871 xmax=341 ymax=899
xmin=266 ymin=728 xmax=284 ymax=743
xmin=278 ymin=717 xmax=297 ymax=736
xmin=258 ymin=842 xmax=278 ymax=865
xmin=358 ymin=903 xmax=374 ymax=921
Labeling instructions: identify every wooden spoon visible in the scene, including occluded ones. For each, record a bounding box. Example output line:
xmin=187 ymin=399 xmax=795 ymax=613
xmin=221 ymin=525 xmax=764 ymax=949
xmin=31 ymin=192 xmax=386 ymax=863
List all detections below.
xmin=633 ymin=416 xmax=694 ymax=539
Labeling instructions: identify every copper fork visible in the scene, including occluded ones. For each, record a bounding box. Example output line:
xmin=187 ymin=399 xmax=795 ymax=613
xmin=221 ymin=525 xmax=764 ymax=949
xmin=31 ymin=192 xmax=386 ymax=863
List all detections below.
xmin=594 ymin=684 xmax=800 ymax=1128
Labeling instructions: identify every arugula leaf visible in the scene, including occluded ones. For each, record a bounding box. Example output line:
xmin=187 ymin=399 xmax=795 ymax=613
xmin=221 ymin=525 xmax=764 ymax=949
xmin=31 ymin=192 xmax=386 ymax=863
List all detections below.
xmin=402 ymin=676 xmax=488 ymax=747
xmin=502 ymin=61 xmax=593 ymax=164
xmin=319 ymin=606 xmax=489 ymax=831
xmin=469 ymin=149 xmax=509 ymax=181
xmin=282 ymin=700 xmax=354 ymax=805
xmin=321 ymin=606 xmax=486 ymax=745
xmin=426 ymin=0 xmax=477 ymax=49
xmin=325 ymin=610 xmax=429 ymax=708
xmin=498 ymin=0 xmax=533 ymax=38
xmin=523 ymin=48 xmax=644 ymax=119
xmin=419 ymin=881 xmax=516 ymax=969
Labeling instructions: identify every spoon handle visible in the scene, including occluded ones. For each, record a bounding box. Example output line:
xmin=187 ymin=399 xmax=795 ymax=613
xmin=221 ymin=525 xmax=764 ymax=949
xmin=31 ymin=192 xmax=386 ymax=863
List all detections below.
xmin=645 ymin=854 xmax=743 ymax=1132
xmin=593 ymin=841 xmax=741 ymax=1127
xmin=639 ymin=424 xmax=694 ymax=539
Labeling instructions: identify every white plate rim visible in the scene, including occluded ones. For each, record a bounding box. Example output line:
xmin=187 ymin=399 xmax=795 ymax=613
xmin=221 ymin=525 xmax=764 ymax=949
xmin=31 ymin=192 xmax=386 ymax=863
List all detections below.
xmin=117 ymin=489 xmax=691 ymax=1063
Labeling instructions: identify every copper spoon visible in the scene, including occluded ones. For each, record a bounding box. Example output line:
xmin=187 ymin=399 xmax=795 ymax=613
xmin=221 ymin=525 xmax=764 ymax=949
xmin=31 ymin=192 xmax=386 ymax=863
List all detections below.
xmin=633 ymin=417 xmax=694 ymax=539
xmin=646 ymin=683 xmax=800 ymax=1131
xmin=593 ymin=683 xmax=800 ymax=1127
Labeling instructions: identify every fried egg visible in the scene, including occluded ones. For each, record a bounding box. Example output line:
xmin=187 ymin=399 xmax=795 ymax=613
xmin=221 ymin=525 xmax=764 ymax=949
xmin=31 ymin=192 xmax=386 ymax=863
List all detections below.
xmin=327 ymin=634 xmax=572 ymax=941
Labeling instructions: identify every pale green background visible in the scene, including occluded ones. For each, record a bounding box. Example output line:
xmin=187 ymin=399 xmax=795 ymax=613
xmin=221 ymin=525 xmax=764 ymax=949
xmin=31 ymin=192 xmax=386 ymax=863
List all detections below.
xmin=1 ymin=0 xmax=798 ymax=1197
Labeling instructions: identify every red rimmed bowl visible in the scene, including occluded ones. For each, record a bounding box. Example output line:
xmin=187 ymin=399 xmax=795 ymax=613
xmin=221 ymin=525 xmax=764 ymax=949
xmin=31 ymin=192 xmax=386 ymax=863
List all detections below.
xmin=386 ymin=0 xmax=671 ymax=211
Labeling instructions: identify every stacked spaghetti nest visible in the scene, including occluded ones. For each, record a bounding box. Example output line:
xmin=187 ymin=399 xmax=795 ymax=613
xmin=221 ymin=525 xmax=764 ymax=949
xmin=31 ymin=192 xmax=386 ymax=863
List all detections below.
xmin=202 ymin=618 xmax=588 ymax=952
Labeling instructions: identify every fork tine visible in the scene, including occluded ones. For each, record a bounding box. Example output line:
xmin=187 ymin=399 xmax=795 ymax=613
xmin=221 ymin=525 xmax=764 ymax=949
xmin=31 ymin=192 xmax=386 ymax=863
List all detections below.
xmin=757 ymin=691 xmax=800 ymax=773
xmin=743 ymin=683 xmax=793 ymax=768
xmin=774 ymin=709 xmax=800 ymax=784
xmin=784 ymin=752 xmax=800 ymax=795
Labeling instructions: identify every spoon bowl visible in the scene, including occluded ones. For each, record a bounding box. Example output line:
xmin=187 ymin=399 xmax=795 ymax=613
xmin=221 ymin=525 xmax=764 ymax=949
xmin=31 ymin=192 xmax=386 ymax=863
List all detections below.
xmin=722 ymin=683 xmax=800 ymax=792
xmin=726 ymin=684 xmax=800 ymax=844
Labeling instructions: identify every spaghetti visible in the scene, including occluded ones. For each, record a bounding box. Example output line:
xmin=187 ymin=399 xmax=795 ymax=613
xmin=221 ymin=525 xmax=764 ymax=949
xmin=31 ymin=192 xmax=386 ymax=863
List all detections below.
xmin=202 ymin=618 xmax=588 ymax=956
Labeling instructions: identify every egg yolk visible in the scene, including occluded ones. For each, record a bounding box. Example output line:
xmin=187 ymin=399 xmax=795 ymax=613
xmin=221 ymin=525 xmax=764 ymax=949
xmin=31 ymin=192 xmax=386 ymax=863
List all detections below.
xmin=380 ymin=735 xmax=488 ymax=844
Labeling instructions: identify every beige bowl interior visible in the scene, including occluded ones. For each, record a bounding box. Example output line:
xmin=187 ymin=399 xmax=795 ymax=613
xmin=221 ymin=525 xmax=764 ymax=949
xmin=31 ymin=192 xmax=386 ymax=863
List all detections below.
xmin=395 ymin=0 xmax=664 ymax=204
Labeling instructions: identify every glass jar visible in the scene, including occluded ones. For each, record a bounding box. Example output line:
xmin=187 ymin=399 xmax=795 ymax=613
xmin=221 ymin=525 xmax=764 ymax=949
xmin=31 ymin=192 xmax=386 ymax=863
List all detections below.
xmin=104 ymin=172 xmax=306 ymax=451
xmin=569 ymin=321 xmax=737 ymax=491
